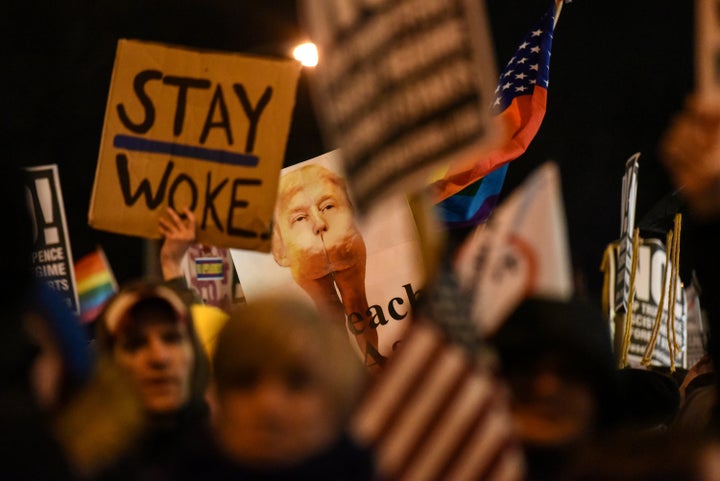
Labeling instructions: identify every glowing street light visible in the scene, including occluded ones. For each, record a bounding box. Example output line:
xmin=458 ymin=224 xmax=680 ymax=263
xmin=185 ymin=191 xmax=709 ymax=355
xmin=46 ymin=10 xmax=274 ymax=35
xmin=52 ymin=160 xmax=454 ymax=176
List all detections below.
xmin=292 ymin=42 xmax=318 ymax=67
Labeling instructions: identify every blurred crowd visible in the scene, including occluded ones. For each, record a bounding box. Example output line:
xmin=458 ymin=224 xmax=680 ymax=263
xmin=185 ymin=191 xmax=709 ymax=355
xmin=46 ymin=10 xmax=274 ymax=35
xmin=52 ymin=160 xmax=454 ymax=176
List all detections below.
xmin=5 ymin=74 xmax=720 ymax=481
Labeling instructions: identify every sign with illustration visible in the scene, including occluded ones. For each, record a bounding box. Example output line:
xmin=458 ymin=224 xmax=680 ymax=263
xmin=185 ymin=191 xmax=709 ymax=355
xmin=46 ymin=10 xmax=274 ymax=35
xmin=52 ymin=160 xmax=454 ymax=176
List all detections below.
xmin=230 ymin=150 xmax=425 ymax=367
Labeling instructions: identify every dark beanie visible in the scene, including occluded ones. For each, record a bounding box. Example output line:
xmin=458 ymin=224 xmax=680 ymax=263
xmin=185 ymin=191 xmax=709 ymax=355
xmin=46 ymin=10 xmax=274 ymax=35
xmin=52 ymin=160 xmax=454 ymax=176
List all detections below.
xmin=490 ymin=297 xmax=616 ymax=380
xmin=488 ymin=297 xmax=619 ymax=429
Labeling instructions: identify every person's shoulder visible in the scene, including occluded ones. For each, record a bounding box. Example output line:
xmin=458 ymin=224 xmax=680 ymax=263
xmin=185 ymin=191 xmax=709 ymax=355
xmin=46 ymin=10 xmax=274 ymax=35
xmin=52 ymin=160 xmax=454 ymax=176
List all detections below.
xmin=296 ymin=431 xmax=379 ymax=481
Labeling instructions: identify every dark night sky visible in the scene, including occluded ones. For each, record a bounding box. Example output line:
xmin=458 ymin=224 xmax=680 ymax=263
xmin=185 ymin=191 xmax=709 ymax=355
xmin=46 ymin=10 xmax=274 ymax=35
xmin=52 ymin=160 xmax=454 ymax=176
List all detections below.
xmin=2 ymin=1 xmax=695 ymax=302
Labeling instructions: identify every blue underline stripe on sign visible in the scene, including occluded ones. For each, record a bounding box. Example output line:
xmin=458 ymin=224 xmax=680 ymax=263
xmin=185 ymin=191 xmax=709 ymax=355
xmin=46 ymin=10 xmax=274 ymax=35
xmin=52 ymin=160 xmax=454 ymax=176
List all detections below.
xmin=113 ymin=134 xmax=259 ymax=166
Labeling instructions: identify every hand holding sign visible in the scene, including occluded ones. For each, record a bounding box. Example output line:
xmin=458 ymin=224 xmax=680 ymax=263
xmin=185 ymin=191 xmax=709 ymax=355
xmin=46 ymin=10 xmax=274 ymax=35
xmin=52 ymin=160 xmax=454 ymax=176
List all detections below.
xmin=89 ymin=39 xmax=301 ymax=251
xmin=159 ymin=206 xmax=196 ymax=280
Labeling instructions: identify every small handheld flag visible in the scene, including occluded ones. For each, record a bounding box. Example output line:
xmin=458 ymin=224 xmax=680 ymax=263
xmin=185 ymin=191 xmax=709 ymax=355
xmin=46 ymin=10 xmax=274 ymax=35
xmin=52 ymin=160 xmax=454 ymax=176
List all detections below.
xmin=74 ymin=247 xmax=118 ymax=324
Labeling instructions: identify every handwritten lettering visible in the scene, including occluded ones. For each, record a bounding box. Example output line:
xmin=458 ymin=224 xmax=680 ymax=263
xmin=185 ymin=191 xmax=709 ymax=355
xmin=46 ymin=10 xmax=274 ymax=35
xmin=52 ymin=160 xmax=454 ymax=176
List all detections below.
xmin=116 ymin=69 xmax=273 ymax=152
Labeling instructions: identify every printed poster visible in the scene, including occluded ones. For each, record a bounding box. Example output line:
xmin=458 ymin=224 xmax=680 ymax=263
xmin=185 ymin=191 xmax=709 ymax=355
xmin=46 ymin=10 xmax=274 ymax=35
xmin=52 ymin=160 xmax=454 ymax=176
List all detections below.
xmin=299 ymin=0 xmax=499 ymax=215
xmin=25 ymin=164 xmax=80 ymax=313
xmin=603 ymin=238 xmax=688 ymax=369
xmin=230 ymin=150 xmax=425 ymax=365
xmin=182 ymin=243 xmax=242 ymax=312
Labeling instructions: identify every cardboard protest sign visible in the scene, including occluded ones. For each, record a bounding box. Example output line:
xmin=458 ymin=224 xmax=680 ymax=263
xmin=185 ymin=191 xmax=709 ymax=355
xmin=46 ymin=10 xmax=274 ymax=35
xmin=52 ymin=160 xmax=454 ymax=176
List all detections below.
xmin=230 ymin=150 xmax=425 ymax=365
xmin=182 ymin=243 xmax=242 ymax=312
xmin=602 ymin=237 xmax=688 ymax=369
xmin=695 ymin=0 xmax=720 ymax=105
xmin=299 ymin=0 xmax=499 ymax=215
xmin=89 ymin=39 xmax=301 ymax=251
xmin=454 ymin=162 xmax=573 ymax=336
xmin=25 ymin=164 xmax=80 ymax=313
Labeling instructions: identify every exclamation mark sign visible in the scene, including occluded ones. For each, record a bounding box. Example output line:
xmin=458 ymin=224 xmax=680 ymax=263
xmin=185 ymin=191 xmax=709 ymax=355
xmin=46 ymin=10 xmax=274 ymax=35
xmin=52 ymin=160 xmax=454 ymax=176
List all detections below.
xmin=35 ymin=178 xmax=59 ymax=244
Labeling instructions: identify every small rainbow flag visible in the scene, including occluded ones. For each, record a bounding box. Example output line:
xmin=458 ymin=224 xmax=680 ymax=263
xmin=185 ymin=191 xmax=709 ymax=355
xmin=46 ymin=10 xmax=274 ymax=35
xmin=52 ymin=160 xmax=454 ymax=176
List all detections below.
xmin=74 ymin=247 xmax=118 ymax=324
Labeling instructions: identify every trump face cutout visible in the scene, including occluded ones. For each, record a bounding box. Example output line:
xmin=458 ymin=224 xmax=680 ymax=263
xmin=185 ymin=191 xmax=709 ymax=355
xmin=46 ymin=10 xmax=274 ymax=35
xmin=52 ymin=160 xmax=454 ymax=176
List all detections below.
xmin=271 ymin=164 xmax=383 ymax=369
xmin=272 ymin=164 xmax=366 ymax=283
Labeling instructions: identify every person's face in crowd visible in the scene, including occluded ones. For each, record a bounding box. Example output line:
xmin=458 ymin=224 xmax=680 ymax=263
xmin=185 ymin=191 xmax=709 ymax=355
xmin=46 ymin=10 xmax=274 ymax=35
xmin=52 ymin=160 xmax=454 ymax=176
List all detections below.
xmin=274 ymin=166 xmax=365 ymax=281
xmin=508 ymin=356 xmax=597 ymax=447
xmin=113 ymin=317 xmax=194 ymax=415
xmin=211 ymin=330 xmax=338 ymax=468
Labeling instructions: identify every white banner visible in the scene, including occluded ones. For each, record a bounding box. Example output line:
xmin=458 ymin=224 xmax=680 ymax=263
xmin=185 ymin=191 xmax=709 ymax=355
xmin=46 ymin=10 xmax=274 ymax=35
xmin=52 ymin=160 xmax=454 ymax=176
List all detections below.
xmin=454 ymin=162 xmax=573 ymax=336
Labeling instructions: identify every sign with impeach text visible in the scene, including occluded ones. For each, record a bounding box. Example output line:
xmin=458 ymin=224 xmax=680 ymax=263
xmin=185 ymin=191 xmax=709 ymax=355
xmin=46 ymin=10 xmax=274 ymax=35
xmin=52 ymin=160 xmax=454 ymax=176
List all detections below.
xmin=89 ymin=39 xmax=301 ymax=251
xmin=299 ymin=0 xmax=499 ymax=215
xmin=25 ymin=164 xmax=79 ymax=314
xmin=230 ymin=150 xmax=425 ymax=365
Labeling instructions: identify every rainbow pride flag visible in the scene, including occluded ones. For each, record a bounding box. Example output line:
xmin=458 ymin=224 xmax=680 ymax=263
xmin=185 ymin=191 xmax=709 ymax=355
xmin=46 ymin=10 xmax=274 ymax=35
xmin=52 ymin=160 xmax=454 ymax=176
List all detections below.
xmin=74 ymin=247 xmax=117 ymax=323
xmin=430 ymin=1 xmax=561 ymax=228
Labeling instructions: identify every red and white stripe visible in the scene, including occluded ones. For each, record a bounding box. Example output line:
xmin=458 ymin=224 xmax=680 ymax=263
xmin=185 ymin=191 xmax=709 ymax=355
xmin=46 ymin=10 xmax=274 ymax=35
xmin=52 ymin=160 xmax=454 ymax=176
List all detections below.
xmin=351 ymin=322 xmax=525 ymax=481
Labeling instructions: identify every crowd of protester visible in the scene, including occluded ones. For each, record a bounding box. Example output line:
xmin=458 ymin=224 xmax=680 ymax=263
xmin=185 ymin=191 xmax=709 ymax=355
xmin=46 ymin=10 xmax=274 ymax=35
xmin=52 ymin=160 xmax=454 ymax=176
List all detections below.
xmin=3 ymin=96 xmax=720 ymax=480
xmin=5 ymin=20 xmax=720 ymax=478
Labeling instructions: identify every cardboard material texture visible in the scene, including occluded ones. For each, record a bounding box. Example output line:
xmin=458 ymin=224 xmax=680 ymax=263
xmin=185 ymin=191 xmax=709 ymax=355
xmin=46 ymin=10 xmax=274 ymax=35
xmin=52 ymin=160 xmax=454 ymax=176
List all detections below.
xmin=89 ymin=39 xmax=301 ymax=251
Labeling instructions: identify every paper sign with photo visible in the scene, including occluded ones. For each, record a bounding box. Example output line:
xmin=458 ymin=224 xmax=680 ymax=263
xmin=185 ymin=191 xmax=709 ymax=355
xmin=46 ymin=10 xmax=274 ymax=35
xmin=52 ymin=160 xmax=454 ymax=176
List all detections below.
xmin=230 ymin=150 xmax=425 ymax=364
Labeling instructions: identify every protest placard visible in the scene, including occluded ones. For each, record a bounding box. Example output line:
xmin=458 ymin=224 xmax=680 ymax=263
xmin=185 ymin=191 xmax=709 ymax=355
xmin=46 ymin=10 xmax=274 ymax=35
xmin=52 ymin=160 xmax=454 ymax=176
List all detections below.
xmin=25 ymin=164 xmax=79 ymax=313
xmin=602 ymin=237 xmax=688 ymax=369
xmin=299 ymin=0 xmax=499 ymax=215
xmin=230 ymin=150 xmax=425 ymax=363
xmin=454 ymin=162 xmax=573 ymax=336
xmin=89 ymin=39 xmax=301 ymax=251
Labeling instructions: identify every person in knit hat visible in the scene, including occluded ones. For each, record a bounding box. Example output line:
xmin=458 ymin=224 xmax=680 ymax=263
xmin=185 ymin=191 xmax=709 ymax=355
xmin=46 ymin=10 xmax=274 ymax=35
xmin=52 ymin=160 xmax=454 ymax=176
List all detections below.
xmin=487 ymin=297 xmax=619 ymax=481
xmin=160 ymin=295 xmax=377 ymax=481
xmin=91 ymin=207 xmax=211 ymax=480
xmin=92 ymin=279 xmax=210 ymax=481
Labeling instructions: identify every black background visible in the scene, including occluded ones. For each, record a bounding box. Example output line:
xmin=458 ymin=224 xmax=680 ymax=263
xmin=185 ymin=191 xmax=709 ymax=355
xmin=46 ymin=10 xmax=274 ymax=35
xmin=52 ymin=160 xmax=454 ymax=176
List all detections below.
xmin=2 ymin=1 xmax=694 ymax=303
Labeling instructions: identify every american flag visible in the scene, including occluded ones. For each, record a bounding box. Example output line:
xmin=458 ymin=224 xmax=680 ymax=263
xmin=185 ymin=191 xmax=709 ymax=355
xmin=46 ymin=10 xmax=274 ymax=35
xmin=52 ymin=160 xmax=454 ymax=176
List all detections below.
xmin=432 ymin=1 xmax=559 ymax=227
xmin=350 ymin=257 xmax=525 ymax=481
